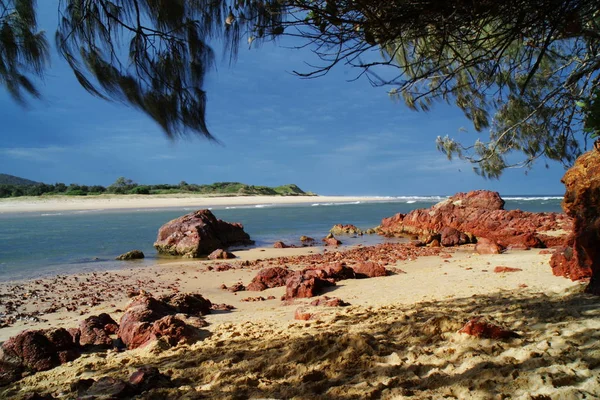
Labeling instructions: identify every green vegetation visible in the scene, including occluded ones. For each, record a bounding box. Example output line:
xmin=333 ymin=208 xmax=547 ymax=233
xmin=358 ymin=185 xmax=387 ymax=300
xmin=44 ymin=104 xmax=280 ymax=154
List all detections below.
xmin=0 ymin=176 xmax=313 ymax=198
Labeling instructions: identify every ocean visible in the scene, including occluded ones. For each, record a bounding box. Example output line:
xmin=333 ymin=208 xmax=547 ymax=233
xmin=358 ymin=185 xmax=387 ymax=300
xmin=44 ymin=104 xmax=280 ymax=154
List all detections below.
xmin=0 ymin=196 xmax=563 ymax=281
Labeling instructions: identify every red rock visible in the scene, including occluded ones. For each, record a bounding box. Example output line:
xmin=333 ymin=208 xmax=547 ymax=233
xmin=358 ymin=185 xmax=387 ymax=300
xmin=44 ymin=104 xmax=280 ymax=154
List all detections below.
xmin=210 ymin=303 xmax=235 ymax=311
xmin=129 ymin=366 xmax=172 ymax=392
xmin=83 ymin=376 xmax=134 ymax=398
xmin=285 ymin=273 xmax=333 ymax=299
xmin=294 ymin=308 xmax=313 ymax=321
xmin=118 ymin=294 xmax=210 ymax=349
xmin=300 ymin=236 xmax=316 ymax=246
xmin=458 ymin=317 xmax=520 ymax=339
xmin=207 ymin=249 xmax=235 ymax=260
xmin=1 ymin=328 xmax=80 ymax=374
xmin=78 ymin=313 xmax=118 ymax=348
xmin=379 ymin=190 xmax=571 ymax=249
xmin=538 ymin=249 xmax=552 ymax=255
xmin=151 ymin=315 xmax=199 ymax=346
xmin=273 ymin=241 xmax=289 ymax=248
xmin=475 ymin=238 xmax=504 ymax=255
xmin=330 ymin=224 xmax=362 ymax=235
xmin=554 ymin=149 xmax=600 ymax=293
xmin=246 ymin=267 xmax=292 ymax=291
xmin=227 ymin=282 xmax=246 ymax=292
xmin=158 ymin=293 xmax=212 ymax=316
xmin=310 ymin=296 xmax=349 ymax=307
xmin=351 ymin=262 xmax=388 ymax=278
xmin=154 ymin=209 xmax=253 ymax=257
xmin=440 ymin=227 xmax=470 ymax=247
xmin=550 ymin=246 xmax=592 ymax=282
xmin=322 ymin=233 xmax=342 ymax=247
xmin=493 ymin=266 xmax=522 ymax=273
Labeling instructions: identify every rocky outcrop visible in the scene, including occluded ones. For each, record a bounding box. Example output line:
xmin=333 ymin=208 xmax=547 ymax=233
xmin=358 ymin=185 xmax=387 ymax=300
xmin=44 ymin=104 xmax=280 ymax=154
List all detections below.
xmin=550 ymin=149 xmax=600 ymax=293
xmin=379 ymin=190 xmax=571 ymax=250
xmin=116 ymin=250 xmax=145 ymax=260
xmin=330 ymin=224 xmax=362 ymax=235
xmin=118 ymin=293 xmax=211 ymax=349
xmin=154 ymin=209 xmax=254 ymax=257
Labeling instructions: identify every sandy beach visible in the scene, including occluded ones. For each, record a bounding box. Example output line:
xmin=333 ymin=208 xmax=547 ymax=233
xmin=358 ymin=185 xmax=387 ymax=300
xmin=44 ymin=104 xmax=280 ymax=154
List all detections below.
xmin=0 ymin=194 xmax=390 ymax=213
xmin=1 ymin=241 xmax=598 ymax=399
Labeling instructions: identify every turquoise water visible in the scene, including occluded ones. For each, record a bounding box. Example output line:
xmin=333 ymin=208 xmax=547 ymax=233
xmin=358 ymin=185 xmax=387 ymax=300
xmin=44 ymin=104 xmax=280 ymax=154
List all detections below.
xmin=0 ymin=196 xmax=563 ymax=281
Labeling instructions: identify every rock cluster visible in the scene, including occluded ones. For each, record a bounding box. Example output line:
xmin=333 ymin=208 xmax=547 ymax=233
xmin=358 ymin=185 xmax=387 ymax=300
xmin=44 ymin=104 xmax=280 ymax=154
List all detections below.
xmin=246 ymin=261 xmax=387 ymax=300
xmin=0 ymin=292 xmax=212 ymax=387
xmin=379 ymin=190 xmax=571 ymax=251
xmin=154 ymin=209 xmax=253 ymax=257
xmin=118 ymin=293 xmax=211 ymax=349
xmin=330 ymin=224 xmax=362 ymax=236
xmin=550 ymin=149 xmax=600 ymax=293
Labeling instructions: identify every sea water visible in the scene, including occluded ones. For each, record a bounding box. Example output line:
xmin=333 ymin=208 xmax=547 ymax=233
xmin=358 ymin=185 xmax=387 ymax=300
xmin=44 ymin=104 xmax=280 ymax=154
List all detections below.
xmin=0 ymin=196 xmax=563 ymax=281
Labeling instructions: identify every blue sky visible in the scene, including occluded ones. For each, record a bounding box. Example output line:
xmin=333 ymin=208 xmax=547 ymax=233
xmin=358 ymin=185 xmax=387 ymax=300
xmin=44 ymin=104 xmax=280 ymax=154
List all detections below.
xmin=0 ymin=5 xmax=573 ymax=196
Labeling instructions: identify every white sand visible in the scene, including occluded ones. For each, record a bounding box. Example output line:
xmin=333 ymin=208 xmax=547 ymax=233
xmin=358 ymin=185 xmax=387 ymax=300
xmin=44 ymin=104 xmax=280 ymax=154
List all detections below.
xmin=0 ymin=194 xmax=388 ymax=213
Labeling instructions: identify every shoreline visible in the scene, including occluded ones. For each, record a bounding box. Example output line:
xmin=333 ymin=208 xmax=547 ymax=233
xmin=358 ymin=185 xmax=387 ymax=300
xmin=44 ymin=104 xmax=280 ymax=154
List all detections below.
xmin=0 ymin=194 xmax=396 ymax=214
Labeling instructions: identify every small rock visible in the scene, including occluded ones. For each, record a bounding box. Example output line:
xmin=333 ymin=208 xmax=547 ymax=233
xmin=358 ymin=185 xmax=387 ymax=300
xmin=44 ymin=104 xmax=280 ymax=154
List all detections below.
xmin=116 ymin=250 xmax=145 ymax=260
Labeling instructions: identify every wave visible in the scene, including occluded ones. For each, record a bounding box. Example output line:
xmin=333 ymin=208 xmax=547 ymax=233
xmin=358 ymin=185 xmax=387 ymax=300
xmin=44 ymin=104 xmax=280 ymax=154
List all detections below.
xmin=41 ymin=213 xmax=64 ymax=216
xmin=311 ymin=201 xmax=362 ymax=207
xmin=503 ymin=196 xmax=563 ymax=201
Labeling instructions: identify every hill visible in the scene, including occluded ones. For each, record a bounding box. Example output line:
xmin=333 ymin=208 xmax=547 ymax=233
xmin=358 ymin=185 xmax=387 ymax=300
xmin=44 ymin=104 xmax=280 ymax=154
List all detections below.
xmin=0 ymin=174 xmax=39 ymax=186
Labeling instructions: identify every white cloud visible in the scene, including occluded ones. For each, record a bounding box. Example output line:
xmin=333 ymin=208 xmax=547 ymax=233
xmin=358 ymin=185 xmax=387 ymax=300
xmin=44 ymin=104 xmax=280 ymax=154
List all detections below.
xmin=1 ymin=146 xmax=66 ymax=161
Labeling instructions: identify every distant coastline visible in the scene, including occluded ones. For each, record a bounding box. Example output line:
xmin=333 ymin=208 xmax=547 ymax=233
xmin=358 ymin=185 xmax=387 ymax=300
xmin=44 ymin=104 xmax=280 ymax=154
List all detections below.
xmin=0 ymin=194 xmax=392 ymax=213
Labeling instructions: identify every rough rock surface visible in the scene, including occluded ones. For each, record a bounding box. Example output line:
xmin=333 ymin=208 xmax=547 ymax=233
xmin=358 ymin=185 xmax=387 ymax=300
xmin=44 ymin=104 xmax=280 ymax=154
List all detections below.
xmin=300 ymin=236 xmax=316 ymax=246
xmin=78 ymin=313 xmax=118 ymax=348
xmin=379 ymin=190 xmax=571 ymax=249
xmin=273 ymin=241 xmax=290 ymax=249
xmin=330 ymin=224 xmax=362 ymax=235
xmin=207 ymin=249 xmax=235 ymax=260
xmin=154 ymin=209 xmax=254 ymax=257
xmin=116 ymin=250 xmax=145 ymax=260
xmin=351 ymin=262 xmax=388 ymax=278
xmin=246 ymin=267 xmax=292 ymax=291
xmin=118 ymin=293 xmax=211 ymax=349
xmin=550 ymin=149 xmax=600 ymax=293
xmin=475 ymin=238 xmax=504 ymax=255
xmin=322 ymin=233 xmax=342 ymax=247
xmin=0 ymin=328 xmax=80 ymax=383
xmin=285 ymin=274 xmax=333 ymax=299
xmin=458 ymin=317 xmax=520 ymax=340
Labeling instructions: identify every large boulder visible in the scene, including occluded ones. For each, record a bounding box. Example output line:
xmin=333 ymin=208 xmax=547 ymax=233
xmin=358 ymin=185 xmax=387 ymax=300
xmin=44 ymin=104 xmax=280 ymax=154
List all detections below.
xmin=551 ymin=149 xmax=600 ymax=294
xmin=154 ymin=210 xmax=254 ymax=258
xmin=379 ymin=190 xmax=571 ymax=249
